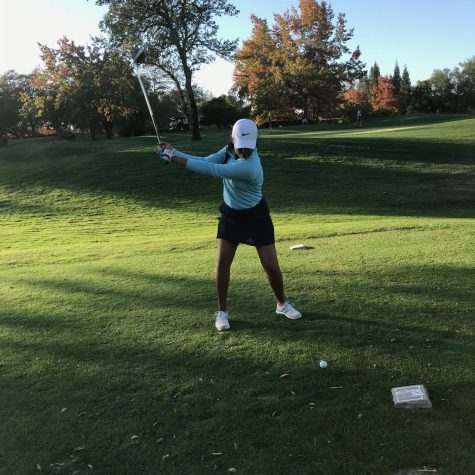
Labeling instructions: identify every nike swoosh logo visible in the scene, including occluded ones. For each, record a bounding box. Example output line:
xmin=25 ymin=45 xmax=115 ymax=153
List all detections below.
xmin=241 ymin=132 xmax=251 ymax=136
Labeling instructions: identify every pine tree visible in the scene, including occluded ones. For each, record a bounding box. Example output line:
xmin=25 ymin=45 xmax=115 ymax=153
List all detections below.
xmin=399 ymin=65 xmax=412 ymax=113
xmin=401 ymin=65 xmax=411 ymax=90
xmin=392 ymin=62 xmax=401 ymax=96
xmin=369 ymin=62 xmax=380 ymax=88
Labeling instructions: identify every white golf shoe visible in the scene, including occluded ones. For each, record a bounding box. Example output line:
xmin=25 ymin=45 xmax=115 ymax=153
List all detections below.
xmin=276 ymin=301 xmax=302 ymax=320
xmin=215 ymin=310 xmax=230 ymax=331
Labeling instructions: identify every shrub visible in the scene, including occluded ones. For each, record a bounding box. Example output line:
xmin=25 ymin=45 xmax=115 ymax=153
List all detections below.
xmin=37 ymin=128 xmax=57 ymax=136
xmin=371 ymin=107 xmax=395 ymax=117
xmin=57 ymin=130 xmax=76 ymax=140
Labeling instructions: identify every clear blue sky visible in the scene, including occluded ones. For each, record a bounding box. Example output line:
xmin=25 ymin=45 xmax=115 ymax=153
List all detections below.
xmin=1 ymin=0 xmax=474 ymax=96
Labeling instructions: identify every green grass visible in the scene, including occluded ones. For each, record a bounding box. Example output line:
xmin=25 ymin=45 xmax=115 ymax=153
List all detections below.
xmin=0 ymin=114 xmax=474 ymax=474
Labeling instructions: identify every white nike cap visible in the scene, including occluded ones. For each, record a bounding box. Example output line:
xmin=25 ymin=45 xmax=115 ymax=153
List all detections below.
xmin=232 ymin=118 xmax=258 ymax=149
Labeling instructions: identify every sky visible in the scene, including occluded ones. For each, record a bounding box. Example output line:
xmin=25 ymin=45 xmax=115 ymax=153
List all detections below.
xmin=1 ymin=0 xmax=474 ymax=96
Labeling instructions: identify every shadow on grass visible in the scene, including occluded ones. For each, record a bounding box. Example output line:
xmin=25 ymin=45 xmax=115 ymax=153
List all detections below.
xmin=3 ymin=263 xmax=472 ymax=352
xmin=1 ymin=117 xmax=474 ymax=219
xmin=1 ymin=320 xmax=473 ymax=473
xmin=1 ymin=260 xmax=474 ymax=472
xmin=0 ymin=336 xmax=467 ymax=469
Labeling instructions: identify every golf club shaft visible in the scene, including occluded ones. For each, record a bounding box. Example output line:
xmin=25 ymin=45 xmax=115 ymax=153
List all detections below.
xmin=135 ymin=69 xmax=161 ymax=144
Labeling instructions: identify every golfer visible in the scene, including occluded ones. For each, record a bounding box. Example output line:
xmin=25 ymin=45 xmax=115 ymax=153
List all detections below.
xmin=356 ymin=108 xmax=363 ymax=126
xmin=159 ymin=119 xmax=302 ymax=331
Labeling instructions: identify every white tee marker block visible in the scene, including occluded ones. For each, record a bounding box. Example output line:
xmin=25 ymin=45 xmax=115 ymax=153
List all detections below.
xmin=391 ymin=385 xmax=432 ymax=409
xmin=290 ymin=244 xmax=308 ymax=250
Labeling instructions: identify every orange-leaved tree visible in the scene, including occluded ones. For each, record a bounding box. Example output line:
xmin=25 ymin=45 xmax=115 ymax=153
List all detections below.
xmin=370 ymin=76 xmax=399 ymax=112
xmin=233 ymin=15 xmax=290 ymax=126
xmin=234 ymin=0 xmax=365 ymax=122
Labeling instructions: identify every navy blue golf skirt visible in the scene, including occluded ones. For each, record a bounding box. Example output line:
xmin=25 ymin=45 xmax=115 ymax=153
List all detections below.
xmin=217 ymin=198 xmax=275 ymax=247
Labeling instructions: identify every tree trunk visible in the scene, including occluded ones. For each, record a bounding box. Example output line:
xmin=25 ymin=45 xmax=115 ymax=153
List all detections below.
xmin=102 ymin=116 xmax=114 ymax=139
xmin=182 ymin=63 xmax=201 ymax=141
xmin=89 ymin=116 xmax=97 ymax=141
xmin=30 ymin=121 xmax=37 ymax=138
xmin=303 ymin=95 xmax=308 ymax=122
xmin=313 ymin=100 xmax=319 ymax=123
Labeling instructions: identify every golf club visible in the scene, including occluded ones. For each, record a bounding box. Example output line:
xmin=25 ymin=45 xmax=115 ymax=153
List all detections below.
xmin=131 ymin=46 xmax=162 ymax=146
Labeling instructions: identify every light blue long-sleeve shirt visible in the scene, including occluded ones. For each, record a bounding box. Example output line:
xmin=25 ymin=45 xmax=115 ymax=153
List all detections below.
xmin=173 ymin=146 xmax=263 ymax=210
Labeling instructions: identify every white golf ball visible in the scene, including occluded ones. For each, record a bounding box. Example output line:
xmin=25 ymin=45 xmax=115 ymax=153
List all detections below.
xmin=319 ymin=360 xmax=328 ymax=369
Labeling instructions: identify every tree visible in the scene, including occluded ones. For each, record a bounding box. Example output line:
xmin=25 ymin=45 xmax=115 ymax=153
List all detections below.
xmin=36 ymin=37 xmax=142 ymax=139
xmin=345 ymin=74 xmax=370 ymax=104
xmin=411 ymin=80 xmax=435 ymax=113
xmin=342 ymin=74 xmax=371 ymax=121
xmin=234 ymin=0 xmax=365 ymax=122
xmin=455 ymin=56 xmax=475 ymax=111
xmin=36 ymin=38 xmax=101 ymax=137
xmin=406 ymin=58 xmax=475 ymax=114
xmin=276 ymin=0 xmax=365 ymax=120
xmin=0 ymin=76 xmax=20 ymax=140
xmin=342 ymin=71 xmax=372 ymax=120
xmin=370 ymin=75 xmax=398 ymax=112
xmin=0 ymin=71 xmax=34 ymax=138
xmin=0 ymin=89 xmax=18 ymax=143
xmin=233 ymin=15 xmax=289 ymax=125
xmin=96 ymin=0 xmax=239 ymax=141
xmin=391 ymin=61 xmax=401 ymax=98
xmin=430 ymin=68 xmax=456 ymax=112
xmin=399 ymin=65 xmax=412 ymax=113
xmin=200 ymin=95 xmax=247 ymax=128
xmin=369 ymin=62 xmax=380 ymax=88
xmin=19 ymin=89 xmax=44 ymax=137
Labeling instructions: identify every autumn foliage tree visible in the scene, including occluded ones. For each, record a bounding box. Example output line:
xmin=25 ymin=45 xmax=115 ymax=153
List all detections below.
xmin=35 ymin=37 xmax=140 ymax=139
xmin=234 ymin=15 xmax=290 ymax=125
xmin=277 ymin=0 xmax=365 ymax=119
xmin=344 ymin=76 xmax=370 ymax=105
xmin=341 ymin=75 xmax=371 ymax=121
xmin=370 ymin=76 xmax=399 ymax=113
xmin=234 ymin=0 xmax=365 ymax=122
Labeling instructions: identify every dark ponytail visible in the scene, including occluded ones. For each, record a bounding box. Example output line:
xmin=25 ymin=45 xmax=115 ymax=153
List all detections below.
xmin=223 ymin=140 xmax=233 ymax=164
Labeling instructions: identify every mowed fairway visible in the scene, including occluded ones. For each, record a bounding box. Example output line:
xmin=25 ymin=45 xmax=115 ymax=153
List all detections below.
xmin=0 ymin=115 xmax=474 ymax=474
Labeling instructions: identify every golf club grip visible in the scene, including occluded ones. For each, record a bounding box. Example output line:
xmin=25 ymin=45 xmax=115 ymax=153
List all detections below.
xmin=158 ymin=145 xmax=169 ymax=165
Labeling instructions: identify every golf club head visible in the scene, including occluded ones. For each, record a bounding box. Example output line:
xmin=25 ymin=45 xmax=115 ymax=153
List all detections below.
xmin=132 ymin=46 xmax=146 ymax=65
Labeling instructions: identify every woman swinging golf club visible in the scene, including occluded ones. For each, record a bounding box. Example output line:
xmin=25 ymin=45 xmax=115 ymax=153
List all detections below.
xmin=159 ymin=119 xmax=302 ymax=331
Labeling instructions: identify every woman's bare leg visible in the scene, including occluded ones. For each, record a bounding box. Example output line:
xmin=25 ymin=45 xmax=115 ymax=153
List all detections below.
xmin=256 ymin=244 xmax=285 ymax=305
xmin=216 ymin=239 xmax=238 ymax=311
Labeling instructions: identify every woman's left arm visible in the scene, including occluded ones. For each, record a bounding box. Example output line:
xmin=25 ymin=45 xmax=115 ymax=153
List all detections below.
xmin=165 ymin=147 xmax=226 ymax=163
